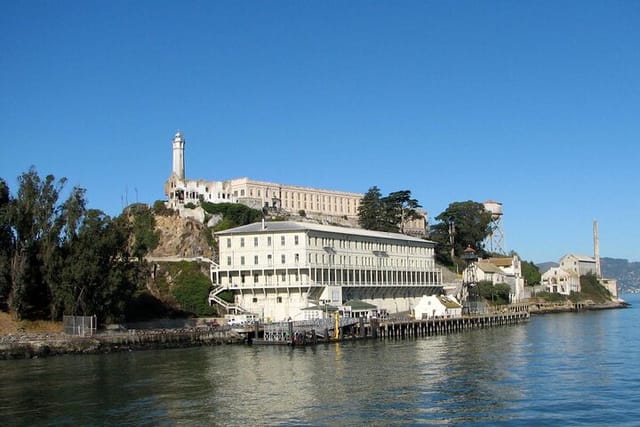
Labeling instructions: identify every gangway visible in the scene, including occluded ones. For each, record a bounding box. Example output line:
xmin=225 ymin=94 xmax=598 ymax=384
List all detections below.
xmin=260 ymin=317 xmax=360 ymax=344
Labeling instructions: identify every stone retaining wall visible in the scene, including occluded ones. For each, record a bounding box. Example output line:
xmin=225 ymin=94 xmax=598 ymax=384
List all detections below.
xmin=0 ymin=328 xmax=243 ymax=360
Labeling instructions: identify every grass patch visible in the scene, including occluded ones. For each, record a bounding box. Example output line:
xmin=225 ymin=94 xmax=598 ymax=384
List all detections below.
xmin=0 ymin=311 xmax=62 ymax=334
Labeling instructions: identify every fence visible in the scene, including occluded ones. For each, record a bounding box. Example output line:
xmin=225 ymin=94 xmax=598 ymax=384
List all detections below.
xmin=63 ymin=315 xmax=97 ymax=336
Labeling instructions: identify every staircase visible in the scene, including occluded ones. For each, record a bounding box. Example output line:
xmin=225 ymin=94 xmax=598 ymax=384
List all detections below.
xmin=208 ymin=286 xmax=247 ymax=314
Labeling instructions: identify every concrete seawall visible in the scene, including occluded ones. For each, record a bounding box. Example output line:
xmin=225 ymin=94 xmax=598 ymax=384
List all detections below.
xmin=0 ymin=329 xmax=243 ymax=360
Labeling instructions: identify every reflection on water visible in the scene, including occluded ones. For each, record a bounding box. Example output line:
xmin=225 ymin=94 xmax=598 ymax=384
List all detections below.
xmin=2 ymin=296 xmax=640 ymax=426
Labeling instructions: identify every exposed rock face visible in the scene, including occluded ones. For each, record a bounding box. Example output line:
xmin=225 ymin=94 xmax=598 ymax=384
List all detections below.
xmin=150 ymin=215 xmax=214 ymax=259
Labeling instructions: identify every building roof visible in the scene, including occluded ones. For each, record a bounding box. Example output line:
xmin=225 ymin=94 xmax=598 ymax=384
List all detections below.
xmin=438 ymin=295 xmax=462 ymax=309
xmin=343 ymin=299 xmax=378 ymax=311
xmin=301 ymin=304 xmax=339 ymax=313
xmin=475 ymin=261 xmax=504 ymax=274
xmin=216 ymin=221 xmax=434 ymax=244
xmin=488 ymin=257 xmax=514 ymax=267
xmin=562 ymin=254 xmax=596 ymax=262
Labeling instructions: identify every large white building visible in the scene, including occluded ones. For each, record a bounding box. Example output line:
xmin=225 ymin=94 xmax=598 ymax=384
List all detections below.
xmin=559 ymin=253 xmax=597 ymax=276
xmin=541 ymin=267 xmax=580 ymax=295
xmin=462 ymin=256 xmax=526 ymax=302
xmin=164 ymin=131 xmax=427 ymax=235
xmin=208 ymin=221 xmax=442 ymax=321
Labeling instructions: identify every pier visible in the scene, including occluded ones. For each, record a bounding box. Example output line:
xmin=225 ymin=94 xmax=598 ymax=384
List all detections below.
xmin=247 ymin=303 xmax=530 ymax=346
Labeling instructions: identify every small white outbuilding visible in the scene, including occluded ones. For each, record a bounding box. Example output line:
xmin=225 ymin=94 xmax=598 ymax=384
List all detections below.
xmin=413 ymin=295 xmax=463 ymax=319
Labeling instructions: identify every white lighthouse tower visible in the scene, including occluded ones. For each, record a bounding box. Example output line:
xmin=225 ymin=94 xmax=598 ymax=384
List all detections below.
xmin=172 ymin=131 xmax=185 ymax=179
xmin=484 ymin=200 xmax=506 ymax=255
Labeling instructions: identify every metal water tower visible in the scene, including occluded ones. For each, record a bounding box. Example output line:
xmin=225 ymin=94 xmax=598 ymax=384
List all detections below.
xmin=484 ymin=200 xmax=506 ymax=255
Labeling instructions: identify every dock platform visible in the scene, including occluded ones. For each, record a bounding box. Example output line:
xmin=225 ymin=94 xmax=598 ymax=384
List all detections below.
xmin=246 ymin=305 xmax=530 ymax=346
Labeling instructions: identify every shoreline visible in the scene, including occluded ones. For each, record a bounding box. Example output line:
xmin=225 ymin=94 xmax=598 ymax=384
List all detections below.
xmin=1 ymin=300 xmax=630 ymax=360
xmin=0 ymin=328 xmax=243 ymax=360
xmin=529 ymin=300 xmax=630 ymax=315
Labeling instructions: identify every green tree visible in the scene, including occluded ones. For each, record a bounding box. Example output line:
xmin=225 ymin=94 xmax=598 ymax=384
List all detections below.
xmin=477 ymin=280 xmax=511 ymax=305
xmin=358 ymin=186 xmax=384 ymax=230
xmin=1 ymin=168 xmax=141 ymax=322
xmin=358 ymin=187 xmax=422 ymax=233
xmin=521 ymin=260 xmax=541 ymax=286
xmin=53 ymin=210 xmax=139 ymax=323
xmin=430 ymin=201 xmax=493 ymax=264
xmin=382 ymin=190 xmax=422 ymax=233
xmin=0 ymin=179 xmax=12 ymax=307
xmin=6 ymin=168 xmax=76 ymax=319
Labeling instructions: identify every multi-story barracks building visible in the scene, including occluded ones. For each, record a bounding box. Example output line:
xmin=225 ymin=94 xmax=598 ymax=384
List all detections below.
xmin=208 ymin=221 xmax=443 ymax=322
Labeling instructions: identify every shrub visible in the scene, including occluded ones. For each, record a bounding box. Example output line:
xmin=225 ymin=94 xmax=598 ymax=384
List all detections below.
xmin=170 ymin=261 xmax=217 ymax=317
xmin=152 ymin=200 xmax=175 ymax=216
xmin=201 ymin=202 xmax=262 ymax=230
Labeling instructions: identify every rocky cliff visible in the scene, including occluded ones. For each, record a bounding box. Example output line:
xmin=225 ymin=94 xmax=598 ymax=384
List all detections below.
xmin=149 ymin=215 xmax=215 ymax=259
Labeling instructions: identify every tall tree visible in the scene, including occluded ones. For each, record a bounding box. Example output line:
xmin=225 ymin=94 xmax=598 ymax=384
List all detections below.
xmin=358 ymin=186 xmax=384 ymax=230
xmin=382 ymin=190 xmax=422 ymax=233
xmin=7 ymin=168 xmax=71 ymax=318
xmin=358 ymin=187 xmax=422 ymax=234
xmin=54 ymin=210 xmax=138 ymax=323
xmin=430 ymin=201 xmax=493 ymax=264
xmin=0 ymin=179 xmax=12 ymax=306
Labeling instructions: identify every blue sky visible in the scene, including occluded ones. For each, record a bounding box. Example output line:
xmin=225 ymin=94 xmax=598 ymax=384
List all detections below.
xmin=1 ymin=1 xmax=638 ymax=263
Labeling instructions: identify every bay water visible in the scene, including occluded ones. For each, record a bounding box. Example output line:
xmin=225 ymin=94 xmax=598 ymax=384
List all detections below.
xmin=2 ymin=295 xmax=639 ymax=426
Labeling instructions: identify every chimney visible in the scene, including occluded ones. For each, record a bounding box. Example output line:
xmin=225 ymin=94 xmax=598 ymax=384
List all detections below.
xmin=593 ymin=220 xmax=601 ymax=278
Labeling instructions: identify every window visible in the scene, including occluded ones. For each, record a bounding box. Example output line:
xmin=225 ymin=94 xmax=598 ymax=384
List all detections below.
xmin=241 ymin=275 xmax=245 ymax=284
xmin=281 ymin=254 xmax=286 ymax=264
xmin=240 ymin=238 xmax=245 ymax=248
xmin=267 ymin=254 xmax=272 ymax=264
xmin=267 ymin=236 xmax=272 ymax=246
xmin=281 ymin=236 xmax=285 ymax=246
xmin=254 ymin=237 xmax=258 ymax=247
xmin=252 ymin=297 xmax=258 ymax=303
xmin=277 ymin=296 xmax=282 ymax=303
xmin=294 ymin=235 xmax=299 ymax=245
xmin=254 ymin=275 xmax=259 ymax=283
xmin=227 ymin=256 xmax=231 ymax=266
xmin=295 ymin=253 xmax=299 ymax=263
xmin=226 ymin=238 xmax=231 ymax=248
xmin=240 ymin=256 xmax=245 ymax=265
xmin=254 ymin=255 xmax=258 ymax=265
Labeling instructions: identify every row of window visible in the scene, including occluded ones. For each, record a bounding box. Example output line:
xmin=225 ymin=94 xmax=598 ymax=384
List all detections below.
xmin=239 ymin=273 xmax=300 ymax=285
xmin=281 ymin=200 xmax=354 ymax=214
xmin=309 ymin=253 xmax=433 ymax=268
xmin=225 ymin=252 xmax=433 ymax=269
xmin=227 ymin=235 xmax=300 ymax=249
xmin=242 ymin=188 xmax=359 ymax=205
xmin=311 ymin=237 xmax=431 ymax=255
xmin=228 ymin=253 xmax=302 ymax=266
